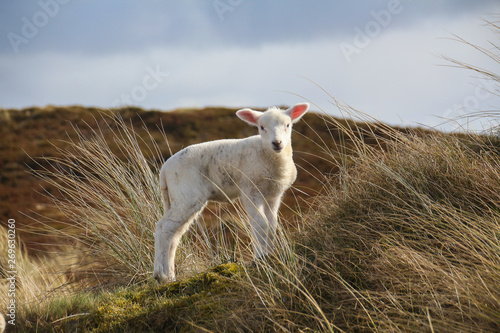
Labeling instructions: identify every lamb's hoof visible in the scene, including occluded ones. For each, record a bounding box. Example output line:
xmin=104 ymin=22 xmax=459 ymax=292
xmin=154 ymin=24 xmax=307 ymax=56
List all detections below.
xmin=153 ymin=272 xmax=175 ymax=284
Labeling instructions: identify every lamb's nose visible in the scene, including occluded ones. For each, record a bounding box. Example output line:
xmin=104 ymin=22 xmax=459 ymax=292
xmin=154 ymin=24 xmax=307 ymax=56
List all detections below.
xmin=272 ymin=141 xmax=283 ymax=150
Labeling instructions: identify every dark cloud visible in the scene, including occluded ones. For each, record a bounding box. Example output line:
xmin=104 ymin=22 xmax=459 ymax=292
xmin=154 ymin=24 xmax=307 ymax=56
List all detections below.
xmin=2 ymin=0 xmax=498 ymax=55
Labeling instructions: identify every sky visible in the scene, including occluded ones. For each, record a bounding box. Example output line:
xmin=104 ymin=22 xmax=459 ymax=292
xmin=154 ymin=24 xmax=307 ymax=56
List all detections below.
xmin=1 ymin=1 xmax=500 ymax=131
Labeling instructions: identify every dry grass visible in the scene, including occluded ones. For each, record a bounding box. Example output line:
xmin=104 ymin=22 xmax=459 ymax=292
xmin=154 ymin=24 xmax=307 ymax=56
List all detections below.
xmin=27 ymin=112 xmax=164 ymax=287
xmin=295 ymin=126 xmax=500 ymax=332
xmin=0 ymin=226 xmax=76 ymax=315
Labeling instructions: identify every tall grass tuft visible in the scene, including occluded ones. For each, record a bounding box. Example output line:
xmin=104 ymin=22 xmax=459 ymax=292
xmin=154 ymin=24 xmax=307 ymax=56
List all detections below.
xmin=299 ymin=125 xmax=500 ymax=331
xmin=30 ymin=112 xmax=167 ymax=286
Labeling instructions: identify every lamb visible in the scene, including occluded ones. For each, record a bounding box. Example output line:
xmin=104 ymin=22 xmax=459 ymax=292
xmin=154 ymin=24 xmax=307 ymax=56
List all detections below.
xmin=153 ymin=103 xmax=310 ymax=283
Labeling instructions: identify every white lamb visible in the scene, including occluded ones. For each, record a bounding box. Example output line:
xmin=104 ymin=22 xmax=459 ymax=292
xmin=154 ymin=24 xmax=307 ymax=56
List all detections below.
xmin=153 ymin=103 xmax=310 ymax=283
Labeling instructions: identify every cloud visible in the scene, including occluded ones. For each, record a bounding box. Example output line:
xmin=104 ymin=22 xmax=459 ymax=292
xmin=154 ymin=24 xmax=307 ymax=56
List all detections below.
xmin=330 ymin=12 xmax=500 ymax=128
xmin=1 ymin=0 xmax=498 ymax=54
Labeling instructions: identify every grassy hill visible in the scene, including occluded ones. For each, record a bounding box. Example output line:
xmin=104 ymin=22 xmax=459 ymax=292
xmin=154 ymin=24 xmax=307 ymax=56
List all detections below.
xmin=2 ymin=105 xmax=500 ymax=332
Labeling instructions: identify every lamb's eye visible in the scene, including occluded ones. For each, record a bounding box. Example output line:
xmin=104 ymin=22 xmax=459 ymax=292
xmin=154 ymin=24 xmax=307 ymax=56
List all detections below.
xmin=260 ymin=126 xmax=264 ymax=130
xmin=286 ymin=124 xmax=290 ymax=128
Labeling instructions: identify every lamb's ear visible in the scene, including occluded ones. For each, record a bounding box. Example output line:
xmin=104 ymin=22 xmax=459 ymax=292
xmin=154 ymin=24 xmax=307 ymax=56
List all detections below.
xmin=236 ymin=109 xmax=262 ymax=127
xmin=285 ymin=103 xmax=309 ymax=123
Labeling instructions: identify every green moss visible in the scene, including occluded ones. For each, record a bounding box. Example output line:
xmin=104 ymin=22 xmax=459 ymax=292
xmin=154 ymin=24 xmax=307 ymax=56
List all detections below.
xmin=37 ymin=263 xmax=245 ymax=333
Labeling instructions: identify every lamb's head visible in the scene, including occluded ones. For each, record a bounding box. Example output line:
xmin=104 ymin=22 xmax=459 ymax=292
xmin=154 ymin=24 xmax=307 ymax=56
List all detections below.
xmin=236 ymin=103 xmax=309 ymax=154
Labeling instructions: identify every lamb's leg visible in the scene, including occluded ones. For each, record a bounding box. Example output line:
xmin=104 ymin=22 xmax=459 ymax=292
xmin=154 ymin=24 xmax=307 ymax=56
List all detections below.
xmin=153 ymin=203 xmax=205 ymax=283
xmin=263 ymin=196 xmax=281 ymax=254
xmin=153 ymin=214 xmax=184 ymax=283
xmin=241 ymin=196 xmax=270 ymax=259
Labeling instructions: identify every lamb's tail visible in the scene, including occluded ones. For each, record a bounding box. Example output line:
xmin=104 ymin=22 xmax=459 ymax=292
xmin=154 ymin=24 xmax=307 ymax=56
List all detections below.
xmin=159 ymin=169 xmax=171 ymax=212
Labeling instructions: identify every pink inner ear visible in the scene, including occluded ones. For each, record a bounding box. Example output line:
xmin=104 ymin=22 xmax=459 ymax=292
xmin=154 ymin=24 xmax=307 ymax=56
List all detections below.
xmin=291 ymin=104 xmax=308 ymax=120
xmin=238 ymin=110 xmax=259 ymax=125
